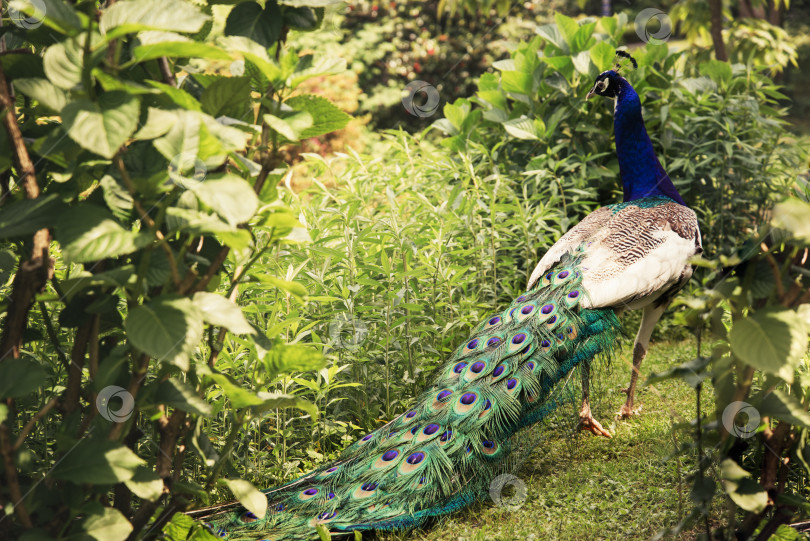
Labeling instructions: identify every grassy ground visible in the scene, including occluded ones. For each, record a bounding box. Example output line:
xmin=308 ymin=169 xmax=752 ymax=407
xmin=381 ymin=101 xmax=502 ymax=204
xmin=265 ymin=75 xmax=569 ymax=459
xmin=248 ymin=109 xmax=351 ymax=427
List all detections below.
xmin=378 ymin=338 xmax=717 ymax=541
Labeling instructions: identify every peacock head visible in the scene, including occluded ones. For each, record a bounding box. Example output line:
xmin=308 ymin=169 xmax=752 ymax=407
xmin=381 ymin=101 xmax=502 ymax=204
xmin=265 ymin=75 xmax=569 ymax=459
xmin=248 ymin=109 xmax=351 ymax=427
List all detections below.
xmin=586 ymin=50 xmax=638 ymax=100
xmin=586 ymin=70 xmax=624 ymax=100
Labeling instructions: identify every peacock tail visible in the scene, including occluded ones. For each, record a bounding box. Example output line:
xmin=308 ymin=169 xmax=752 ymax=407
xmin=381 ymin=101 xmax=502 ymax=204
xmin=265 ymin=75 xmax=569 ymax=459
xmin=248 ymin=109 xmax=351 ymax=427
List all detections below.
xmin=196 ymin=248 xmax=622 ymax=540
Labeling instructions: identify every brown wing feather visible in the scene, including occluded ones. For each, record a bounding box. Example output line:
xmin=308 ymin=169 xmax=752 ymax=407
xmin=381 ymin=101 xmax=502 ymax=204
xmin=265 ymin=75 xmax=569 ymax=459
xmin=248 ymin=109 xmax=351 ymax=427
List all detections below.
xmin=528 ymin=201 xmax=702 ymax=309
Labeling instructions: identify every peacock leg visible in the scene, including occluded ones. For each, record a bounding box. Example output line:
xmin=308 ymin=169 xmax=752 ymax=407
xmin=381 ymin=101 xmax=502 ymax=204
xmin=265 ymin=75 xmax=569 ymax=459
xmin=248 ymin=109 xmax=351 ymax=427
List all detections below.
xmin=578 ymin=365 xmax=611 ymax=438
xmin=617 ymin=303 xmax=667 ymax=419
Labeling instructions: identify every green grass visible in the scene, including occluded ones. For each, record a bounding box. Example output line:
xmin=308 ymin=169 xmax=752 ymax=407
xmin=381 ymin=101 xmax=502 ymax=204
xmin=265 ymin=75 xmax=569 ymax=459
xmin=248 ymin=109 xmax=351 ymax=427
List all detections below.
xmin=379 ymin=338 xmax=715 ymax=541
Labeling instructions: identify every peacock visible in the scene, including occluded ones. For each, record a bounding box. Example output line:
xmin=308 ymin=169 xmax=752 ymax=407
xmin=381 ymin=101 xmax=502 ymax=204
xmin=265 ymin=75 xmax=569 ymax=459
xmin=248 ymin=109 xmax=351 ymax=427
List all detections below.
xmin=192 ymin=51 xmax=703 ymax=540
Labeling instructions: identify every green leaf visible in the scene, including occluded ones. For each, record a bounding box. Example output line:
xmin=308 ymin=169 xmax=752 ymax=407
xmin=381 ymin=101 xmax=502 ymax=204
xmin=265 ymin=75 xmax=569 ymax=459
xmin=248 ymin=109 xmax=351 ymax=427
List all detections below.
xmin=316 ymin=523 xmax=331 ymax=541
xmin=133 ymin=108 xmax=177 ymax=140
xmin=43 ymin=36 xmax=87 ymax=89
xmin=263 ymin=113 xmax=304 ymax=141
xmin=589 ymin=41 xmax=615 ymax=72
xmin=278 ymin=0 xmax=342 ymax=5
xmin=93 ymin=69 xmax=161 ymax=95
xmin=152 ymin=378 xmax=213 ymax=416
xmin=125 ymin=297 xmax=204 ymax=370
xmin=600 ymin=15 xmax=617 ymax=37
xmin=152 ymin=111 xmax=244 ymax=171
xmin=54 ymin=205 xmax=150 ymax=263
xmin=720 ymin=459 xmax=768 ymax=513
xmin=570 ymin=22 xmax=595 ymax=53
xmin=225 ymin=1 xmax=282 ymax=48
xmin=283 ymin=6 xmax=319 ymax=30
xmin=146 ymin=81 xmax=202 ymax=111
xmin=161 ymin=513 xmax=195 ymax=541
xmin=219 ymin=478 xmax=267 ymax=519
xmin=256 ymin=207 xmax=302 ymax=235
xmin=100 ymin=174 xmax=134 ymax=222
xmin=217 ymin=36 xmax=282 ymax=84
xmin=61 ymin=91 xmax=141 ymax=158
xmin=51 ymin=440 xmax=145 ymax=484
xmin=502 ymin=117 xmax=538 ymax=140
xmin=0 ymin=124 xmax=9 ymax=173
xmin=773 ymin=199 xmax=810 ymax=241
xmin=193 ymin=292 xmax=255 ymax=335
xmin=201 ymin=77 xmax=252 ymax=119
xmin=645 ymin=356 xmax=711 ymax=389
xmin=761 ymin=389 xmax=810 ymax=429
xmin=554 ymin=12 xmax=579 ymax=49
xmin=153 ymin=111 xmax=201 ymax=173
xmin=198 ymin=115 xmax=248 ymax=163
xmin=124 ymin=466 xmax=164 ymax=501
xmin=535 ymin=23 xmax=566 ymax=51
xmin=204 ymin=369 xmax=317 ymax=416
xmin=699 ymin=60 xmax=732 ymax=85
xmin=288 ymin=55 xmax=346 ymax=89
xmin=131 ymin=36 xmax=230 ymax=63
xmin=250 ymin=391 xmax=318 ymax=417
xmin=501 ymin=71 xmax=532 ymax=95
xmin=100 ymin=0 xmax=210 ymax=39
xmin=262 ymin=344 xmax=325 ymax=380
xmin=205 ymin=371 xmax=266 ymax=408
xmin=252 ymin=273 xmax=308 ymax=299
xmin=60 ymin=266 xmax=136 ymax=299
xmin=0 ymin=250 xmax=14 ymax=285
xmin=80 ymin=507 xmax=133 ymax=541
xmin=8 ymin=0 xmax=83 ymax=35
xmin=572 ymin=50 xmax=592 ymax=75
xmin=190 ymin=418 xmax=219 ymax=468
xmin=189 ymin=174 xmax=259 ymax=226
xmin=729 ymin=309 xmax=808 ymax=383
xmin=690 ymin=477 xmax=715 ymax=504
xmin=0 ymin=357 xmax=47 ymax=399
xmin=165 ymin=207 xmax=252 ymax=250
xmin=0 ymin=194 xmax=61 ymax=240
xmin=284 ymin=94 xmax=350 ymax=138
xmin=13 ymin=78 xmax=69 ymax=113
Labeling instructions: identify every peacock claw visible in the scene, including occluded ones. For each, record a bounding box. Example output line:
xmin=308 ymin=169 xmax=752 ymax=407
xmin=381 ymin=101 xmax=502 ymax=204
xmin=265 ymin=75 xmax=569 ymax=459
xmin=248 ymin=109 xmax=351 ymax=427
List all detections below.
xmin=578 ymin=403 xmax=611 ymax=438
xmin=616 ymin=403 xmax=641 ymax=419
xmin=579 ymin=415 xmax=612 ymax=438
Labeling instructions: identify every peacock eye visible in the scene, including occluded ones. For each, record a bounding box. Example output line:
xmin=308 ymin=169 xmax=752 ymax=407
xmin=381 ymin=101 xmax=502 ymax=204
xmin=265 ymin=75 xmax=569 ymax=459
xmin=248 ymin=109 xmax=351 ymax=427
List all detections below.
xmin=597 ymin=78 xmax=609 ymax=91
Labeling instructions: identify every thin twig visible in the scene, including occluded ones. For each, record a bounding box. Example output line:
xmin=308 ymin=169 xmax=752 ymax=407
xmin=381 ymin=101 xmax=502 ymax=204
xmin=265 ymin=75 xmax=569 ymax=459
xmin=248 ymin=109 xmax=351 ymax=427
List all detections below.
xmin=187 ymin=246 xmax=230 ymax=295
xmin=0 ymin=423 xmax=32 ymax=528
xmin=158 ymin=57 xmax=176 ymax=86
xmin=0 ymin=59 xmax=52 ymax=362
xmin=63 ymin=320 xmax=92 ymax=415
xmin=115 ymin=155 xmax=181 ymax=287
xmin=204 ymin=412 xmax=245 ymax=491
xmin=38 ymin=302 xmax=69 ymax=368
xmin=761 ymin=243 xmax=786 ymax=299
xmin=0 ymin=48 xmax=34 ymax=56
xmin=13 ymin=397 xmax=59 ymax=450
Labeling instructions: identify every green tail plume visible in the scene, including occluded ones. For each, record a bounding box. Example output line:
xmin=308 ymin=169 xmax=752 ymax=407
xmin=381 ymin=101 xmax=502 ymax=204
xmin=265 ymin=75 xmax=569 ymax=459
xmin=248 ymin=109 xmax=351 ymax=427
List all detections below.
xmin=195 ymin=250 xmax=622 ymax=540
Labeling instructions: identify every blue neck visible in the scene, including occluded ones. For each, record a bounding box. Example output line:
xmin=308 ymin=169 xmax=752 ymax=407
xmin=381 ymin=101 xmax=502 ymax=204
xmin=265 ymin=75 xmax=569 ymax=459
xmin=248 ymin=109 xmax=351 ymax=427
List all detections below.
xmin=613 ymin=80 xmax=686 ymax=206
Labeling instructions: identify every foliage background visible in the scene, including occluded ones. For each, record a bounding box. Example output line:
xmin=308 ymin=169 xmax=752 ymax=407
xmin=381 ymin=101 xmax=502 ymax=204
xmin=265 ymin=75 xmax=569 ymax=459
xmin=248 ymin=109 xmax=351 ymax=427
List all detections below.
xmin=0 ymin=0 xmax=809 ymax=539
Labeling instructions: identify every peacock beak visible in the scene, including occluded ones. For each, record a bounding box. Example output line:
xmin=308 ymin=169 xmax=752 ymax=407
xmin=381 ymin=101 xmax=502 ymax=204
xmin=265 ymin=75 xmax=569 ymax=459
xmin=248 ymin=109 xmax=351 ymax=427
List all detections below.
xmin=586 ymin=88 xmax=596 ymax=100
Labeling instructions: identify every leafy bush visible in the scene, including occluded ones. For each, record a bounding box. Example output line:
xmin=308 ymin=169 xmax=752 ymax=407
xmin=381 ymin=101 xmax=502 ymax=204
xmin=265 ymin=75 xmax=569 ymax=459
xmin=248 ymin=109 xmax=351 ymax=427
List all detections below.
xmin=1 ymin=2 xmax=807 ymax=539
xmin=0 ymin=0 xmax=352 ymax=538
xmin=653 ymin=198 xmax=810 ymax=538
xmin=431 ymin=13 xmax=806 ymax=258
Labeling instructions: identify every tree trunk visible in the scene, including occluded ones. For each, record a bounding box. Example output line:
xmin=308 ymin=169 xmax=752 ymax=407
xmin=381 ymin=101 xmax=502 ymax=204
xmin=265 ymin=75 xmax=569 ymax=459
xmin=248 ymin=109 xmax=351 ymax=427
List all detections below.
xmin=708 ymin=0 xmax=729 ymax=61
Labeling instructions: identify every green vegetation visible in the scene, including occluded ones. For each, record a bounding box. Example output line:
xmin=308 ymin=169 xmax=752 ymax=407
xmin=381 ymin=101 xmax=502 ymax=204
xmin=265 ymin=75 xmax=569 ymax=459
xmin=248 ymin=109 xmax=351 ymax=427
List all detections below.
xmin=0 ymin=0 xmax=808 ymax=539
xmin=381 ymin=339 xmax=707 ymax=541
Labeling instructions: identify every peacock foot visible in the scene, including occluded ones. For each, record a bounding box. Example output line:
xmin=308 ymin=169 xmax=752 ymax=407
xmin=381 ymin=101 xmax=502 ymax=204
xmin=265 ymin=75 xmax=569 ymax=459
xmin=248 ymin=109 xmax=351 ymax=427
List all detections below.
xmin=615 ymin=402 xmax=641 ymax=419
xmin=578 ymin=404 xmax=612 ymax=438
